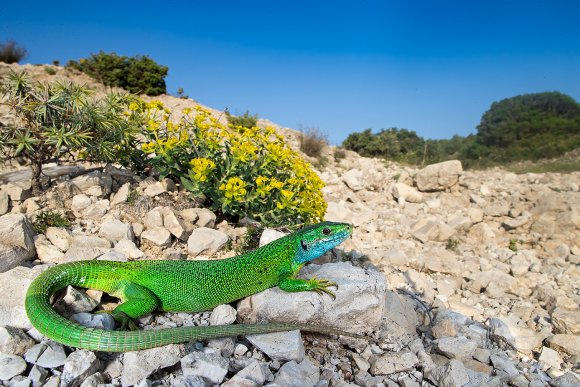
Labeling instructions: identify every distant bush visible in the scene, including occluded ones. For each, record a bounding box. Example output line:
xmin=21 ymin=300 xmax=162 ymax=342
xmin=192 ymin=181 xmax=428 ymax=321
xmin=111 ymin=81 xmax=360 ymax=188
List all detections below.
xmin=67 ymin=51 xmax=168 ymax=96
xmin=225 ymin=109 xmax=258 ymax=129
xmin=300 ymin=127 xmax=328 ymax=160
xmin=44 ymin=66 xmax=56 ymax=75
xmin=0 ymin=40 xmax=27 ymax=64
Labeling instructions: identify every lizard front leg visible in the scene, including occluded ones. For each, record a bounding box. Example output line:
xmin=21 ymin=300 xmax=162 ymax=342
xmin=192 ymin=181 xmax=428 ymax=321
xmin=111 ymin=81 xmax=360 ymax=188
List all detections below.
xmin=278 ymin=273 xmax=338 ymax=300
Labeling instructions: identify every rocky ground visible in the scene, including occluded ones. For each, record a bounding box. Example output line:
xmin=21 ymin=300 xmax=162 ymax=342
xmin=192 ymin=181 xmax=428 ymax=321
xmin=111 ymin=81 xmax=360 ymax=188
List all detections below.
xmin=0 ymin=63 xmax=578 ymax=386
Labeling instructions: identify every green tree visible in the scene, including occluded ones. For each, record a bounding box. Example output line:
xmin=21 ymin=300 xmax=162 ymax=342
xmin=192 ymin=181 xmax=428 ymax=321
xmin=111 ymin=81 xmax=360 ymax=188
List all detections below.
xmin=476 ymin=92 xmax=580 ymax=161
xmin=67 ymin=51 xmax=168 ymax=96
xmin=0 ymin=71 xmax=144 ymax=194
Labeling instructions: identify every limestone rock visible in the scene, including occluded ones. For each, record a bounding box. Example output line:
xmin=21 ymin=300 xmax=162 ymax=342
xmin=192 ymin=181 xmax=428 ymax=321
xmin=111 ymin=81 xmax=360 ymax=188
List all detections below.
xmin=392 ymin=183 xmax=425 ymax=203
xmin=238 ymin=262 xmax=386 ymax=334
xmin=342 ymin=169 xmax=365 ymax=191
xmin=180 ymin=351 xmax=229 ymax=385
xmin=141 ymin=227 xmax=172 ymax=247
xmin=60 ymin=350 xmax=100 ymax=387
xmin=98 ymin=218 xmax=134 ymax=242
xmin=546 ymin=334 xmax=580 ymax=356
xmin=551 ymin=307 xmax=580 ymax=334
xmin=247 ymin=330 xmax=305 ymax=362
xmin=370 ymin=351 xmax=418 ymax=375
xmin=121 ymin=345 xmax=184 ymax=386
xmin=0 ymin=326 xmax=35 ymax=356
xmin=0 ymin=214 xmax=36 ymax=273
xmin=0 ymin=352 xmax=27 ymax=381
xmin=0 ymin=265 xmax=47 ymax=329
xmin=489 ymin=316 xmax=543 ymax=356
xmin=45 ymin=227 xmax=72 ymax=252
xmin=187 ymin=227 xmax=229 ymax=256
xmin=416 ymin=160 xmax=462 ymax=192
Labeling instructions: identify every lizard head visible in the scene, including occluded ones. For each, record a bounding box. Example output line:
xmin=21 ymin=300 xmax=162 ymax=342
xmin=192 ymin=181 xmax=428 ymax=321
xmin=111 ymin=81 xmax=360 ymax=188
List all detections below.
xmin=293 ymin=221 xmax=353 ymax=264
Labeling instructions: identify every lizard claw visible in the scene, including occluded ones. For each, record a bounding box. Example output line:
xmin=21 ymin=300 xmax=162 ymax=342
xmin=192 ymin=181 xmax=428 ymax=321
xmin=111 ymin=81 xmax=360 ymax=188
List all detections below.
xmin=308 ymin=277 xmax=338 ymax=300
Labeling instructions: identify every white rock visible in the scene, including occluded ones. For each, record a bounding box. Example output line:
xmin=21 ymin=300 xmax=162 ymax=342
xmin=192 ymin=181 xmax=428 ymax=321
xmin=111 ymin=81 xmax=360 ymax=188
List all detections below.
xmin=0 ymin=353 xmax=27 ymax=381
xmin=370 ymin=351 xmax=419 ymax=375
xmin=0 ymin=265 xmax=47 ymax=328
xmin=538 ymin=346 xmax=563 ymax=370
xmin=426 ymin=359 xmax=470 ymax=386
xmin=144 ymin=207 xmax=165 ymax=229
xmin=0 ymin=214 xmax=36 ymax=273
xmin=0 ymin=326 xmax=35 ymax=356
xmin=53 ymin=286 xmax=99 ymax=318
xmin=342 ymin=169 xmax=365 ymax=191
xmin=392 ymin=183 xmax=425 ymax=203
xmin=547 ymin=334 xmax=580 ymax=356
xmin=238 ymin=262 xmax=386 ymax=334
xmin=187 ymin=227 xmax=229 ymax=256
xmin=98 ymin=218 xmax=134 ymax=242
xmin=0 ymin=191 xmax=9 ymax=215
xmin=259 ymin=228 xmax=287 ymax=247
xmin=193 ymin=208 xmax=216 ymax=228
xmin=144 ymin=181 xmax=167 ymax=197
xmin=247 ymin=330 xmax=305 ymax=362
xmin=121 ymin=345 xmax=184 ymax=386
xmin=210 ymin=304 xmax=237 ymax=326
xmin=489 ymin=315 xmax=543 ymax=356
xmin=61 ymin=350 xmax=100 ymax=387
xmin=1 ymin=182 xmax=31 ymax=201
xmin=141 ymin=227 xmax=172 ymax=247
xmin=26 ymin=341 xmax=67 ymax=368
xmin=46 ymin=227 xmax=72 ymax=251
xmin=71 ymin=171 xmax=112 ymax=195
xmin=113 ymin=239 xmax=144 ymax=259
xmin=71 ymin=194 xmax=92 ymax=212
xmin=416 ymin=160 xmax=462 ymax=192
xmin=34 ymin=235 xmax=64 ymax=264
xmin=181 ymin=351 xmax=229 ymax=385
xmin=110 ymin=182 xmax=131 ymax=207
xmin=436 ymin=336 xmax=478 ymax=360
xmin=162 ymin=208 xmax=192 ymax=240
xmin=72 ymin=312 xmax=115 ymax=330
xmin=71 ymin=235 xmax=111 ymax=249
xmin=274 ymin=358 xmax=319 ymax=387
xmin=551 ymin=307 xmax=580 ymax=334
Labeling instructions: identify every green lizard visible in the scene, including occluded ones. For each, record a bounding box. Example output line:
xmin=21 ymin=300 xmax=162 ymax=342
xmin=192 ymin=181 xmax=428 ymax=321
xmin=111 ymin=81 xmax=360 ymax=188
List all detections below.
xmin=25 ymin=221 xmax=354 ymax=352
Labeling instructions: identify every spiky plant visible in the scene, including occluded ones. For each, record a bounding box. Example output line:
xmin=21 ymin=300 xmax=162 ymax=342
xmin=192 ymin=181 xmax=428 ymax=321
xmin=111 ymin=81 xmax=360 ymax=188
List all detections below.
xmin=0 ymin=70 xmax=145 ymax=194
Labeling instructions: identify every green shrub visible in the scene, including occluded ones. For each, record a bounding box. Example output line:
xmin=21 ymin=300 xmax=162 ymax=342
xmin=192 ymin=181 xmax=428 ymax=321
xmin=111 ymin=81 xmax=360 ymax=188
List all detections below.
xmin=0 ymin=40 xmax=27 ymax=64
xmin=44 ymin=66 xmax=56 ymax=75
xmin=0 ymin=71 xmax=145 ymax=194
xmin=300 ymin=127 xmax=328 ymax=160
xmin=67 ymin=51 xmax=168 ymax=96
xmin=225 ymin=109 xmax=258 ymax=129
xmin=334 ymin=147 xmax=347 ymax=160
xmin=137 ymin=102 xmax=327 ymax=226
xmin=33 ymin=211 xmax=70 ymax=234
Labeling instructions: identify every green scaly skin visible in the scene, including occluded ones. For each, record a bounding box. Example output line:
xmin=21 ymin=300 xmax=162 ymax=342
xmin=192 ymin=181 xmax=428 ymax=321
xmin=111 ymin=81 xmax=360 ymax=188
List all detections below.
xmin=25 ymin=222 xmax=354 ymax=352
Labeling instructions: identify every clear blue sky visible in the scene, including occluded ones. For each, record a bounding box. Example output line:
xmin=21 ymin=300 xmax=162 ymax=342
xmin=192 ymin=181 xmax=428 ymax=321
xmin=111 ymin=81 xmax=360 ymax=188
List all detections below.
xmin=2 ymin=1 xmax=579 ymax=144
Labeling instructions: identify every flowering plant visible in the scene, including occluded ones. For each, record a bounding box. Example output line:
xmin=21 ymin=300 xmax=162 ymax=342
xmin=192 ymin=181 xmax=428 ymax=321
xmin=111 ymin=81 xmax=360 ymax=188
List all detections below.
xmin=137 ymin=101 xmax=326 ymax=226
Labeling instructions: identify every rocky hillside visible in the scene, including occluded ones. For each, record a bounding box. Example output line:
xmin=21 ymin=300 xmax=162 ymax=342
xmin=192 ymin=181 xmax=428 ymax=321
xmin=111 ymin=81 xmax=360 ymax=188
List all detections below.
xmin=0 ymin=63 xmax=578 ymax=386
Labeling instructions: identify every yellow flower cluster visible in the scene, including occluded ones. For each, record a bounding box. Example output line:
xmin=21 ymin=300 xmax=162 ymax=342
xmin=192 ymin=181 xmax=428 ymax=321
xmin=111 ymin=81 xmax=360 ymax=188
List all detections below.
xmin=219 ymin=177 xmax=247 ymax=202
xmin=189 ymin=157 xmax=215 ymax=182
xmin=138 ymin=100 xmax=327 ymax=225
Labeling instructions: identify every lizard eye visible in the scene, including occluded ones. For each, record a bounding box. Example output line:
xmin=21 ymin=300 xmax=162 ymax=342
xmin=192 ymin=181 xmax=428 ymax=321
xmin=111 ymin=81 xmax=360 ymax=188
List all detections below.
xmin=322 ymin=228 xmax=331 ymax=235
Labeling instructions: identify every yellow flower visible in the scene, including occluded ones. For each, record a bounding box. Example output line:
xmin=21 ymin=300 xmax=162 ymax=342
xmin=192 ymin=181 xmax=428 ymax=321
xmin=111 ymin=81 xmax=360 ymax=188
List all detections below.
xmin=129 ymin=102 xmax=140 ymax=111
xmin=148 ymin=100 xmax=164 ymax=110
xmin=189 ymin=157 xmax=216 ymax=182
xmin=182 ymin=107 xmax=192 ymax=115
xmin=141 ymin=142 xmax=156 ymax=153
xmin=219 ymin=177 xmax=247 ymax=202
xmin=147 ymin=120 xmax=160 ymax=132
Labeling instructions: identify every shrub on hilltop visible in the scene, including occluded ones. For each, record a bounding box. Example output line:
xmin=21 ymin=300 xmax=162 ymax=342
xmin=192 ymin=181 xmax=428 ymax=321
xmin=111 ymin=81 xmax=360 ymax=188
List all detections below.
xmin=0 ymin=40 xmax=27 ymax=64
xmin=67 ymin=51 xmax=168 ymax=96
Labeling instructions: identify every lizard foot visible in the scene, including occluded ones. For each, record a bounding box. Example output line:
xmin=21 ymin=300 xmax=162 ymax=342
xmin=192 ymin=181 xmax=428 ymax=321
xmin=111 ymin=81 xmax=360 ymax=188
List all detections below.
xmin=96 ymin=310 xmax=138 ymax=331
xmin=307 ymin=276 xmax=338 ymax=300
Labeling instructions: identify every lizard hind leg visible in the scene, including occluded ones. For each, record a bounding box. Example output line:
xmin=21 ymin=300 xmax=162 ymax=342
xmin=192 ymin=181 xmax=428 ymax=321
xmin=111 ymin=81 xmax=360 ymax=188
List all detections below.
xmin=104 ymin=280 xmax=160 ymax=331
